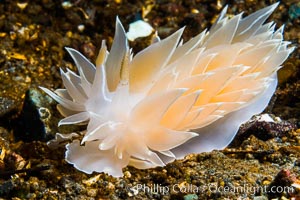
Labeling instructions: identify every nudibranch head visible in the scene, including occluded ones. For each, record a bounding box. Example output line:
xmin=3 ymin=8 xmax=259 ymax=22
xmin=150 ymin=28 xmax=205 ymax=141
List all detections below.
xmin=41 ymin=3 xmax=294 ymax=177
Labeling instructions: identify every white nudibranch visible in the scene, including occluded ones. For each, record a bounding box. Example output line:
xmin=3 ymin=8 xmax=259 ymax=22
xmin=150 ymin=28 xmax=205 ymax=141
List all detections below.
xmin=41 ymin=3 xmax=294 ymax=177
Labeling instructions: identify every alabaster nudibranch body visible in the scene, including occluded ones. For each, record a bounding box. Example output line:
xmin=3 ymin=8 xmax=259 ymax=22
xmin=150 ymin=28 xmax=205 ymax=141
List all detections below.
xmin=41 ymin=3 xmax=294 ymax=177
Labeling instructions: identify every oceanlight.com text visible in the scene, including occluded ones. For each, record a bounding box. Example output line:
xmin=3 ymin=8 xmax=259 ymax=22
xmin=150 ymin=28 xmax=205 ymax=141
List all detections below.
xmin=129 ymin=183 xmax=295 ymax=196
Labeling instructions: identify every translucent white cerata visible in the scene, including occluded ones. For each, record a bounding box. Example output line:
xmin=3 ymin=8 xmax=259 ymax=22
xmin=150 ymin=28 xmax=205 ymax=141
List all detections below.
xmin=41 ymin=3 xmax=294 ymax=177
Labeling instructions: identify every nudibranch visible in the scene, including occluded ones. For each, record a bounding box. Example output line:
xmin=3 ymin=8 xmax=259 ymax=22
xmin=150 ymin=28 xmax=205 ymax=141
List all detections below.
xmin=41 ymin=3 xmax=294 ymax=177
